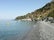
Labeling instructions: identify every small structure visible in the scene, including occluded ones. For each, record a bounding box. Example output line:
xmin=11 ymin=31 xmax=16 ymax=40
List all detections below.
xmin=21 ymin=18 xmax=32 ymax=21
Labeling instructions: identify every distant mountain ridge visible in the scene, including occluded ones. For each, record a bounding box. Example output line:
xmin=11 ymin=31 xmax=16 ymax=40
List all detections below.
xmin=15 ymin=1 xmax=54 ymax=21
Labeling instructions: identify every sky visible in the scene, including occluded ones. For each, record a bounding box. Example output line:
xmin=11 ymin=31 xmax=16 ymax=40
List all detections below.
xmin=0 ymin=0 xmax=51 ymax=19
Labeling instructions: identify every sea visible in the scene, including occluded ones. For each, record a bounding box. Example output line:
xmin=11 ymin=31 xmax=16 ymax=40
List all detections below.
xmin=0 ymin=20 xmax=36 ymax=40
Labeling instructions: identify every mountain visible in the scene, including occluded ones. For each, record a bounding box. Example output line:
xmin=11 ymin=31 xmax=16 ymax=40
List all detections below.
xmin=15 ymin=1 xmax=54 ymax=21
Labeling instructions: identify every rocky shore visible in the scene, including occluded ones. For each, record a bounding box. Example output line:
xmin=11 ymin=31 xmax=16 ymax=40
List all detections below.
xmin=20 ymin=21 xmax=54 ymax=40
xmin=23 ymin=22 xmax=40 ymax=40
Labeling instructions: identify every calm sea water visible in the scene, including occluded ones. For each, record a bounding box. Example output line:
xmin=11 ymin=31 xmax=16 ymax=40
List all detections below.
xmin=0 ymin=20 xmax=36 ymax=40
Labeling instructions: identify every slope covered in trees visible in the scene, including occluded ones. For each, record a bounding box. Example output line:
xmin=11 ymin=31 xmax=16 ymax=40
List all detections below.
xmin=15 ymin=1 xmax=54 ymax=21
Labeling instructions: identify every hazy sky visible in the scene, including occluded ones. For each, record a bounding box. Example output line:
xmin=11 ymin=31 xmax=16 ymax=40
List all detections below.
xmin=0 ymin=0 xmax=51 ymax=19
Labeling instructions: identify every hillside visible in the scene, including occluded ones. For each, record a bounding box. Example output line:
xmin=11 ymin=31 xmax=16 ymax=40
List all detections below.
xmin=15 ymin=1 xmax=54 ymax=21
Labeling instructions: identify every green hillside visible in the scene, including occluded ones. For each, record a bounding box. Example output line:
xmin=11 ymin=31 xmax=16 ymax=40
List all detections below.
xmin=15 ymin=1 xmax=54 ymax=21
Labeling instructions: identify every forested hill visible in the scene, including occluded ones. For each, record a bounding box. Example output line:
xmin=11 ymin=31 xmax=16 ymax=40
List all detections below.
xmin=15 ymin=1 xmax=54 ymax=21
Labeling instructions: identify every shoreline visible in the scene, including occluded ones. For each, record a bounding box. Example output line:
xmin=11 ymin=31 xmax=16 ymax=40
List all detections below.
xmin=20 ymin=22 xmax=40 ymax=40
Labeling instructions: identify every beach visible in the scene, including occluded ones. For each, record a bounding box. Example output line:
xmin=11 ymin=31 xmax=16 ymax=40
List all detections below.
xmin=20 ymin=22 xmax=40 ymax=40
xmin=0 ymin=20 xmax=54 ymax=40
xmin=20 ymin=21 xmax=54 ymax=40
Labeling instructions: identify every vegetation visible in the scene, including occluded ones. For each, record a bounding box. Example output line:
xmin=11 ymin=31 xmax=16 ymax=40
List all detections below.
xmin=15 ymin=1 xmax=54 ymax=21
xmin=47 ymin=10 xmax=54 ymax=18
